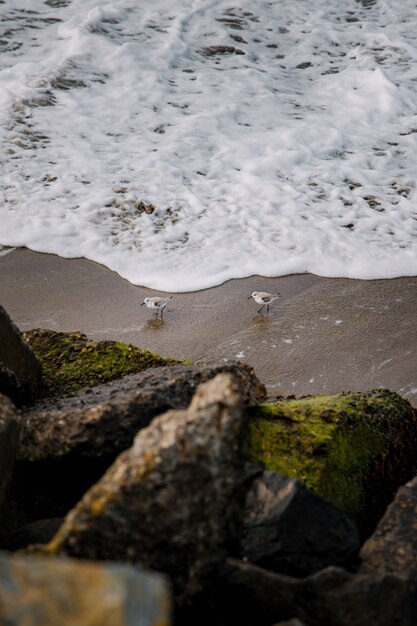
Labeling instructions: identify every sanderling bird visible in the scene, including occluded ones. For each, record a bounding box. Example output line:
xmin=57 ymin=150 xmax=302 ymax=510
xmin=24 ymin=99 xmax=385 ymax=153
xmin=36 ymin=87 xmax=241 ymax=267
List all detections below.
xmin=141 ymin=296 xmax=172 ymax=318
xmin=248 ymin=291 xmax=280 ymax=314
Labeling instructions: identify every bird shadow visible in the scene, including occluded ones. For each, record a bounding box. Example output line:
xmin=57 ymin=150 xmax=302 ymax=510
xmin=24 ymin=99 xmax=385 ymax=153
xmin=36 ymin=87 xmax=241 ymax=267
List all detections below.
xmin=251 ymin=313 xmax=273 ymax=329
xmin=144 ymin=317 xmax=167 ymax=332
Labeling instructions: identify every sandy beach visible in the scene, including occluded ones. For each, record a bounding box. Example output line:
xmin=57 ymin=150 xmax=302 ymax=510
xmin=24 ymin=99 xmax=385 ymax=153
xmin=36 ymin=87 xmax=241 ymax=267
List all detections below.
xmin=0 ymin=248 xmax=416 ymax=406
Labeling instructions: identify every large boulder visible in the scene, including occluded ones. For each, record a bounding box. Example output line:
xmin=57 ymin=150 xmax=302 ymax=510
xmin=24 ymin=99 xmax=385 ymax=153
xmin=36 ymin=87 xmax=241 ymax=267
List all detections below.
xmin=241 ymin=471 xmax=359 ymax=577
xmin=360 ymin=475 xmax=417 ymax=576
xmin=0 ymin=394 xmax=21 ymax=515
xmin=19 ymin=361 xmax=265 ymax=462
xmin=244 ymin=389 xmax=417 ymax=537
xmin=0 ymin=306 xmax=41 ymax=405
xmin=0 ymin=550 xmax=170 ymax=626
xmin=42 ymin=374 xmax=249 ymax=606
xmin=4 ymin=362 xmax=264 ymax=535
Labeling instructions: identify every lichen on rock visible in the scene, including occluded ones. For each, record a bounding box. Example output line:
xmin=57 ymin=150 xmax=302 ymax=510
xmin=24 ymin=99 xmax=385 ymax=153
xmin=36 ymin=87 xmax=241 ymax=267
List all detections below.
xmin=24 ymin=328 xmax=184 ymax=399
xmin=244 ymin=389 xmax=417 ymax=536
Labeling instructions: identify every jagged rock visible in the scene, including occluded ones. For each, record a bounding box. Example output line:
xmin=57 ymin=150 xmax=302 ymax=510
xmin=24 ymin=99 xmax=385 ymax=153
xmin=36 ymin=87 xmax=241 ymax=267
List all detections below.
xmin=312 ymin=569 xmax=417 ymax=626
xmin=3 ymin=363 xmax=263 ymax=530
xmin=19 ymin=361 xmax=265 ymax=462
xmin=218 ymin=558 xmax=417 ymax=626
xmin=359 ymin=475 xmax=417 ymax=576
xmin=244 ymin=389 xmax=417 ymax=537
xmin=216 ymin=559 xmax=347 ymax=625
xmin=241 ymin=471 xmax=359 ymax=577
xmin=0 ymin=550 xmax=170 ymax=626
xmin=43 ymin=374 xmax=248 ymax=606
xmin=0 ymin=394 xmax=21 ymax=515
xmin=0 ymin=306 xmax=42 ymax=405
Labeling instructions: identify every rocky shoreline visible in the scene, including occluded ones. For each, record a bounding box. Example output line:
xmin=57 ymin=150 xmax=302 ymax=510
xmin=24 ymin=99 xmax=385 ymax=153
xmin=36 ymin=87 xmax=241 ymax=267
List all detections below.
xmin=1 ymin=303 xmax=417 ymax=625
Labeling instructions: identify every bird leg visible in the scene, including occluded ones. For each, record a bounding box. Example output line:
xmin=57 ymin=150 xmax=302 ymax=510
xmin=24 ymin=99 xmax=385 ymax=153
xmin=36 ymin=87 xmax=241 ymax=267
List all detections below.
xmin=258 ymin=304 xmax=265 ymax=313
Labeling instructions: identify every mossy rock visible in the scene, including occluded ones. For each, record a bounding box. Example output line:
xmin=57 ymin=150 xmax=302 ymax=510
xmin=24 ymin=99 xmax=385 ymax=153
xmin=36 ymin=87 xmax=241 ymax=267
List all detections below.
xmin=24 ymin=329 xmax=184 ymax=399
xmin=244 ymin=390 xmax=417 ymax=537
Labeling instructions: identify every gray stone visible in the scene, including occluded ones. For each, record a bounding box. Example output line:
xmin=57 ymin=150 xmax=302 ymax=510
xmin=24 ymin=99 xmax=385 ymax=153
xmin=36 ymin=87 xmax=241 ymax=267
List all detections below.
xmin=217 ymin=558 xmax=345 ymax=625
xmin=241 ymin=472 xmax=360 ymax=577
xmin=0 ymin=550 xmax=171 ymax=626
xmin=0 ymin=305 xmax=42 ymax=405
xmin=0 ymin=394 xmax=21 ymax=514
xmin=19 ymin=361 xmax=265 ymax=462
xmin=219 ymin=558 xmax=417 ymax=626
xmin=44 ymin=373 xmax=248 ymax=606
xmin=313 ymin=569 xmax=417 ymax=626
xmin=360 ymin=475 xmax=417 ymax=576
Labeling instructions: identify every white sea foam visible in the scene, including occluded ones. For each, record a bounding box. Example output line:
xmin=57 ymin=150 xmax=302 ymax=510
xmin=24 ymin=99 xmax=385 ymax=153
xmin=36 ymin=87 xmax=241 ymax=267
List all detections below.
xmin=0 ymin=0 xmax=416 ymax=291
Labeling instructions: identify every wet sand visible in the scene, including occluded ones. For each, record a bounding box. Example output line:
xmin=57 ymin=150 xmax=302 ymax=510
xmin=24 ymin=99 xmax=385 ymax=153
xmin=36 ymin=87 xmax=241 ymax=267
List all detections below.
xmin=1 ymin=248 xmax=416 ymax=406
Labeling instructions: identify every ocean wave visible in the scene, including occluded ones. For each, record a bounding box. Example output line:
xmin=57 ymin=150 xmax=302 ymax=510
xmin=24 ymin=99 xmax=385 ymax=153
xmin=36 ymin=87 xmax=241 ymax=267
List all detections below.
xmin=0 ymin=0 xmax=416 ymax=290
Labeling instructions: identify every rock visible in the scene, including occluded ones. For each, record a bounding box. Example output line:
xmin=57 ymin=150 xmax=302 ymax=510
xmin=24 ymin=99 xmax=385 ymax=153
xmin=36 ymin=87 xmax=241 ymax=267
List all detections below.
xmin=0 ymin=306 xmax=42 ymax=405
xmin=218 ymin=558 xmax=417 ymax=626
xmin=4 ymin=362 xmax=263 ymax=533
xmin=43 ymin=373 xmax=248 ymax=606
xmin=24 ymin=328 xmax=183 ymax=400
xmin=241 ymin=471 xmax=359 ymax=577
xmin=19 ymin=361 xmax=265 ymax=462
xmin=359 ymin=475 xmax=417 ymax=576
xmin=244 ymin=389 xmax=417 ymax=537
xmin=312 ymin=569 xmax=417 ymax=626
xmin=0 ymin=550 xmax=170 ymax=626
xmin=216 ymin=558 xmax=348 ymax=625
xmin=0 ymin=394 xmax=21 ymax=515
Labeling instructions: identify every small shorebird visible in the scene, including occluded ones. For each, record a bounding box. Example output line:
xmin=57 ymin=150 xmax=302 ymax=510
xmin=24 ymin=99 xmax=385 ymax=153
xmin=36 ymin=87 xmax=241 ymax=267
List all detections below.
xmin=141 ymin=296 xmax=172 ymax=318
xmin=248 ymin=291 xmax=280 ymax=314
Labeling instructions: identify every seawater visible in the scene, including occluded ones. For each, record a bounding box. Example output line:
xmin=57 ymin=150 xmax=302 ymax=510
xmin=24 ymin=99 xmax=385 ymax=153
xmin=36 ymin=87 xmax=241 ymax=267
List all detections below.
xmin=0 ymin=0 xmax=416 ymax=291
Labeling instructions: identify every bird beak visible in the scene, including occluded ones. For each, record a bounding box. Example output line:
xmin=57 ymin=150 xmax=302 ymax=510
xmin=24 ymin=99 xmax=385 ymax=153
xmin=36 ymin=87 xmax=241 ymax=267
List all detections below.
xmin=140 ymin=302 xmax=145 ymax=306
xmin=247 ymin=296 xmax=252 ymax=299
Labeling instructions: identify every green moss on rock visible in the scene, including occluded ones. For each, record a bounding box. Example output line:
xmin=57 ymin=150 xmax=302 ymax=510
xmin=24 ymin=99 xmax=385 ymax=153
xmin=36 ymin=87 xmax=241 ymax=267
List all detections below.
xmin=24 ymin=329 xmax=185 ymax=399
xmin=244 ymin=390 xmax=417 ymax=536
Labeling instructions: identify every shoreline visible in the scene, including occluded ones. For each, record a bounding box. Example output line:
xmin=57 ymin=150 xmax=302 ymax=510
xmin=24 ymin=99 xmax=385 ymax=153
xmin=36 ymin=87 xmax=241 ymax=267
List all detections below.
xmin=1 ymin=248 xmax=416 ymax=406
